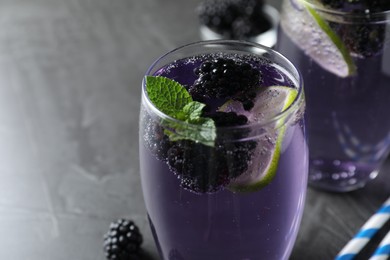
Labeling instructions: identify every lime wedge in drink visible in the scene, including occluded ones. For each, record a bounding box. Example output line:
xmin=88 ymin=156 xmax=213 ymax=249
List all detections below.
xmin=280 ymin=0 xmax=356 ymax=77
xmin=220 ymin=86 xmax=298 ymax=192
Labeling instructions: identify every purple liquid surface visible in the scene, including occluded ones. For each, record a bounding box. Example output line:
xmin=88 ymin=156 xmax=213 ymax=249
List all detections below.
xmin=276 ymin=17 xmax=390 ymax=191
xmin=140 ymin=54 xmax=308 ymax=259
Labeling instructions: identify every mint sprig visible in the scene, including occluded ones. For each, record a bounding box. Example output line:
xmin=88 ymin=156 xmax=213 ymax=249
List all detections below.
xmin=145 ymin=76 xmax=216 ymax=147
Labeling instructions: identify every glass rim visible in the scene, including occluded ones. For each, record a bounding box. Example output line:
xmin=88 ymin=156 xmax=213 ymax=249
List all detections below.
xmin=142 ymin=40 xmax=305 ymax=132
xmin=299 ymin=0 xmax=390 ymax=20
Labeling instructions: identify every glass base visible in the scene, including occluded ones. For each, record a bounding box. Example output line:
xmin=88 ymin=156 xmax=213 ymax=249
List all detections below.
xmin=308 ymin=158 xmax=379 ymax=192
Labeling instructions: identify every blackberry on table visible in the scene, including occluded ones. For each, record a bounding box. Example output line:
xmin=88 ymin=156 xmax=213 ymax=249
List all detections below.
xmin=103 ymin=219 xmax=143 ymax=260
xmin=190 ymin=57 xmax=261 ymax=100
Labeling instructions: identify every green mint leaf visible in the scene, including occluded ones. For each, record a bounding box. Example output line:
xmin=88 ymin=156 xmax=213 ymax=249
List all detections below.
xmin=164 ymin=117 xmax=216 ymax=147
xmin=195 ymin=118 xmax=217 ymax=146
xmin=183 ymin=101 xmax=206 ymax=121
xmin=145 ymin=75 xmax=216 ymax=147
xmin=145 ymin=76 xmax=192 ymax=117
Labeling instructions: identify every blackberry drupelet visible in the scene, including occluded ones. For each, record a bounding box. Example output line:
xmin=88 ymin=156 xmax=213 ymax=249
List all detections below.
xmin=197 ymin=0 xmax=270 ymax=39
xmin=233 ymin=88 xmax=257 ymax=110
xmin=103 ymin=219 xmax=143 ymax=260
xmin=190 ymin=57 xmax=261 ymax=101
xmin=166 ymin=112 xmax=256 ymax=193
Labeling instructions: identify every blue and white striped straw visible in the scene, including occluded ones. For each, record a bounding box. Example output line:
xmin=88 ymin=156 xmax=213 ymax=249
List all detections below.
xmin=369 ymin=230 xmax=390 ymax=260
xmin=335 ymin=196 xmax=390 ymax=260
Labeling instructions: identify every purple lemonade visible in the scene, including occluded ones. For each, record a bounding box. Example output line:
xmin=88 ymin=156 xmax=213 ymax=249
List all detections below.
xmin=139 ymin=41 xmax=308 ymax=260
xmin=276 ymin=0 xmax=390 ymax=192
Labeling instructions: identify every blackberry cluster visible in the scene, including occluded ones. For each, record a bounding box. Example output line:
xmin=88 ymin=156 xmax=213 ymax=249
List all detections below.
xmin=190 ymin=57 xmax=261 ymax=106
xmin=340 ymin=23 xmax=386 ymax=58
xmin=321 ymin=0 xmax=389 ymax=57
xmin=144 ymin=57 xmax=261 ymax=193
xmin=165 ymin=121 xmax=256 ymax=193
xmin=197 ymin=0 xmax=271 ymax=39
xmin=103 ymin=219 xmax=143 ymax=260
xmin=144 ymin=109 xmax=256 ymax=194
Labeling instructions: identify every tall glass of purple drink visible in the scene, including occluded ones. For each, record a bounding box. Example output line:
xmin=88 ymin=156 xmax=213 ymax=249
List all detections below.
xmin=276 ymin=0 xmax=390 ymax=192
xmin=139 ymin=40 xmax=307 ymax=260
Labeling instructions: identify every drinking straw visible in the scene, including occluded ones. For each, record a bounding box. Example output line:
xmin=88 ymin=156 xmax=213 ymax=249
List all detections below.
xmin=368 ymin=230 xmax=390 ymax=260
xmin=335 ymin=196 xmax=390 ymax=260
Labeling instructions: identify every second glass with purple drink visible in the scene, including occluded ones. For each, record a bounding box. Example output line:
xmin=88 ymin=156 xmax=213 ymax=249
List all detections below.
xmin=276 ymin=0 xmax=390 ymax=192
xmin=139 ymin=40 xmax=307 ymax=259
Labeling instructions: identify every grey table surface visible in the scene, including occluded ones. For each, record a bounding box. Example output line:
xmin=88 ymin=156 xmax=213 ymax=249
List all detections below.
xmin=0 ymin=0 xmax=389 ymax=259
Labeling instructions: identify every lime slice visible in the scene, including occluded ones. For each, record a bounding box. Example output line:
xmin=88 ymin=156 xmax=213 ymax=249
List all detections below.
xmin=220 ymin=86 xmax=298 ymax=192
xmin=280 ymin=0 xmax=356 ymax=77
